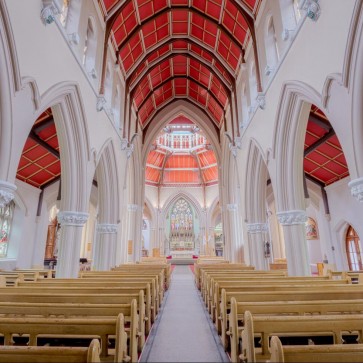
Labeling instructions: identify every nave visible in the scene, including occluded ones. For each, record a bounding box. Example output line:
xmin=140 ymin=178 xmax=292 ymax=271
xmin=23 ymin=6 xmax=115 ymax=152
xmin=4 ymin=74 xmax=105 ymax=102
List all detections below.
xmin=140 ymin=265 xmax=229 ymax=363
xmin=0 ymin=258 xmax=362 ymax=362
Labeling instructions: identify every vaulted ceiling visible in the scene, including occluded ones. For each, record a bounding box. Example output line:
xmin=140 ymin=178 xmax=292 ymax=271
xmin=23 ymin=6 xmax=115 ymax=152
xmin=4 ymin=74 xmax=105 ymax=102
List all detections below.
xmin=98 ymin=0 xmax=262 ymax=133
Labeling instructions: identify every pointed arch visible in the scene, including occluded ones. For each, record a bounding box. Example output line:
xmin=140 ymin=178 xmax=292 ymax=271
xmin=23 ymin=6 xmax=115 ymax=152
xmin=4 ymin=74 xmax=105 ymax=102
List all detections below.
xmin=96 ymin=138 xmax=121 ymax=224
xmin=39 ymin=82 xmax=91 ymax=212
xmin=142 ymin=100 xmax=221 ymax=167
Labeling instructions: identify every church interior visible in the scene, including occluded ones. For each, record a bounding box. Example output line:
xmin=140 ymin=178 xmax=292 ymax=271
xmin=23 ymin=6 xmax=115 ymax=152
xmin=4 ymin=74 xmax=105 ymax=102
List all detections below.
xmin=0 ymin=0 xmax=363 ymax=362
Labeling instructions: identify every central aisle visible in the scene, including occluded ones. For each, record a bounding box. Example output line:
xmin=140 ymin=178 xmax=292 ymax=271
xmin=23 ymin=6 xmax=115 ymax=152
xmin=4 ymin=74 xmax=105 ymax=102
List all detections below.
xmin=140 ymin=265 xmax=229 ymax=362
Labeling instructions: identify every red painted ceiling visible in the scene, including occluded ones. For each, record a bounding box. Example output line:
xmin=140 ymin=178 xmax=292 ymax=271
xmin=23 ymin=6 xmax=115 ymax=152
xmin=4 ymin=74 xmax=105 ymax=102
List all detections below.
xmin=98 ymin=0 xmax=260 ymax=128
xmin=304 ymin=106 xmax=349 ymax=186
xmin=145 ymin=115 xmax=218 ymax=186
xmin=16 ymin=109 xmax=61 ymax=188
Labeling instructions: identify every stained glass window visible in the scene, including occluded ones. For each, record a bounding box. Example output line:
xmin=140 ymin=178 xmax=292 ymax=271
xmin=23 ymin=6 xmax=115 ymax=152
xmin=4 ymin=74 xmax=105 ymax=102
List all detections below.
xmin=0 ymin=201 xmax=15 ymax=258
xmin=171 ymin=198 xmax=193 ymax=231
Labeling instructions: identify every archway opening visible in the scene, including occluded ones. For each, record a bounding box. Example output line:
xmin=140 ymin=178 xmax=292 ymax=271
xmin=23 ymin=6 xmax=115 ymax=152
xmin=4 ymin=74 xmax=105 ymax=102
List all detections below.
xmin=144 ymin=114 xmax=220 ymax=260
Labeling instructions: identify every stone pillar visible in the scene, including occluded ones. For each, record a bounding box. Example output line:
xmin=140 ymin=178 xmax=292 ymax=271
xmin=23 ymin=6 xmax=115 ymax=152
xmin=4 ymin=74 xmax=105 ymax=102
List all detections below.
xmin=150 ymin=227 xmax=157 ymax=252
xmin=56 ymin=211 xmax=89 ymax=278
xmin=127 ymin=204 xmax=142 ymax=262
xmin=93 ymin=224 xmax=118 ymax=271
xmin=276 ymin=210 xmax=310 ymax=276
xmin=348 ymin=177 xmax=363 ymax=202
xmin=226 ymin=204 xmax=242 ymax=263
xmin=247 ymin=223 xmax=269 ymax=270
xmin=0 ymin=181 xmax=17 ymax=208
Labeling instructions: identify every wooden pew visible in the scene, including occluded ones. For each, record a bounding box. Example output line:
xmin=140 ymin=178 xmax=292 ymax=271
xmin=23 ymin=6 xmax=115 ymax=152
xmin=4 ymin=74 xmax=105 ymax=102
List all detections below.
xmin=0 ymin=313 xmax=131 ymax=362
xmin=206 ymin=275 xmax=344 ymax=313
xmin=241 ymin=310 xmax=363 ymax=362
xmin=0 ymin=339 xmax=101 ymax=363
xmin=15 ymin=269 xmax=53 ymax=279
xmin=0 ymin=288 xmax=146 ymax=349
xmin=0 ymin=272 xmax=39 ymax=286
xmin=269 ymin=335 xmax=363 ymax=363
xmin=112 ymin=264 xmax=171 ymax=290
xmin=220 ymin=287 xmax=363 ymax=354
xmin=211 ymin=278 xmax=352 ymax=332
xmin=15 ymin=281 xmax=153 ymax=334
xmin=194 ymin=264 xmax=255 ymax=288
xmin=229 ymin=298 xmax=363 ymax=363
xmin=201 ymin=271 xmax=288 ymax=305
xmin=0 ymin=299 xmax=140 ymax=360
xmin=80 ymin=271 xmax=165 ymax=303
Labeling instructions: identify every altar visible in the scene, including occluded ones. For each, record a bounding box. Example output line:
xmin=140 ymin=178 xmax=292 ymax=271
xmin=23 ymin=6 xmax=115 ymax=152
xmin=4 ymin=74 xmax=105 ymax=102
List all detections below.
xmin=170 ymin=250 xmax=195 ymax=259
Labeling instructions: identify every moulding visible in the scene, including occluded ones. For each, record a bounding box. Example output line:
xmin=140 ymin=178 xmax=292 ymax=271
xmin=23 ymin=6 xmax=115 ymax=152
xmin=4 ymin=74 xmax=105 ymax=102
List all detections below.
xmin=57 ymin=211 xmax=89 ymax=226
xmin=0 ymin=180 xmax=17 ymax=208
xmin=247 ymin=223 xmax=268 ymax=234
xmin=277 ymin=210 xmax=307 ymax=225
xmin=96 ymin=223 xmax=118 ymax=234
xmin=348 ymin=177 xmax=363 ymax=202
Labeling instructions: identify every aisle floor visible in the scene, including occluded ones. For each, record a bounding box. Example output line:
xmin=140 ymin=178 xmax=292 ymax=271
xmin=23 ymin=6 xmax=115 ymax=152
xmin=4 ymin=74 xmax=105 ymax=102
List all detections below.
xmin=140 ymin=265 xmax=229 ymax=362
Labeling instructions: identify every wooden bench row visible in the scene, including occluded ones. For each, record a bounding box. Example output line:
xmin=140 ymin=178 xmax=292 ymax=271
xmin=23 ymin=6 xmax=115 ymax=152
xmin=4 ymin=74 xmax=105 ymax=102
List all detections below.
xmin=196 ymin=264 xmax=363 ymax=362
xmin=0 ymin=263 xmax=170 ymax=362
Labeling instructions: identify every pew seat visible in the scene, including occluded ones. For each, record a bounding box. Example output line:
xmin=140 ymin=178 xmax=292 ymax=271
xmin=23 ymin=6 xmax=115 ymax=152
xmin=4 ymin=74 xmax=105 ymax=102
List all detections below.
xmin=0 ymin=339 xmax=101 ymax=363
xmin=269 ymin=336 xmax=363 ymax=363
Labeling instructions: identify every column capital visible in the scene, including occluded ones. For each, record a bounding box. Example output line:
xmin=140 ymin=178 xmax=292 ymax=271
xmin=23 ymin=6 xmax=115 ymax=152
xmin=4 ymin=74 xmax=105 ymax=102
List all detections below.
xmin=58 ymin=211 xmax=89 ymax=226
xmin=41 ymin=0 xmax=60 ymax=25
xmin=277 ymin=210 xmax=307 ymax=226
xmin=0 ymin=181 xmax=17 ymax=208
xmin=247 ymin=223 xmax=268 ymax=234
xmin=96 ymin=223 xmax=118 ymax=234
xmin=302 ymin=0 xmax=321 ymax=22
xmin=348 ymin=177 xmax=363 ymax=202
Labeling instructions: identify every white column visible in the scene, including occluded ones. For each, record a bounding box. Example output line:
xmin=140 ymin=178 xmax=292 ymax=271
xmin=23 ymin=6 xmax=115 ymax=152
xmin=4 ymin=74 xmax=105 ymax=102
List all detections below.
xmin=150 ymin=227 xmax=157 ymax=252
xmin=226 ymin=204 xmax=242 ymax=263
xmin=56 ymin=211 xmax=89 ymax=278
xmin=127 ymin=204 xmax=142 ymax=262
xmin=0 ymin=181 xmax=17 ymax=208
xmin=93 ymin=224 xmax=118 ymax=271
xmin=348 ymin=177 xmax=363 ymax=202
xmin=277 ymin=210 xmax=310 ymax=276
xmin=247 ymin=223 xmax=269 ymax=270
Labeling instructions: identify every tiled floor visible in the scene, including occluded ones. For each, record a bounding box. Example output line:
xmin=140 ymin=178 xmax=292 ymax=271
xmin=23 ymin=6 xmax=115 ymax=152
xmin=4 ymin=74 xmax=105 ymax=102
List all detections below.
xmin=140 ymin=265 xmax=229 ymax=362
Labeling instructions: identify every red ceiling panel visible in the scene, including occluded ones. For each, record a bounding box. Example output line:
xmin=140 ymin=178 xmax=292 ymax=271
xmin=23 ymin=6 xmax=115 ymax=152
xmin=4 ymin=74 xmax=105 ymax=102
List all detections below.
xmin=304 ymin=108 xmax=349 ymax=186
xmin=16 ymin=108 xmax=62 ymax=188
xmin=100 ymin=0 xmax=259 ymax=129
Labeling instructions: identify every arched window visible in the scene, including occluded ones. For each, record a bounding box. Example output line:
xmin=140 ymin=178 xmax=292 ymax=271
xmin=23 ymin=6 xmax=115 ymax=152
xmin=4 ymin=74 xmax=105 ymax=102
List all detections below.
xmin=83 ymin=17 xmax=97 ymax=76
xmin=265 ymin=17 xmax=279 ymax=73
xmin=171 ymin=198 xmax=193 ymax=231
xmin=346 ymin=226 xmax=363 ymax=271
xmin=0 ymin=201 xmax=15 ymax=258
xmin=249 ymin=62 xmax=258 ymax=104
